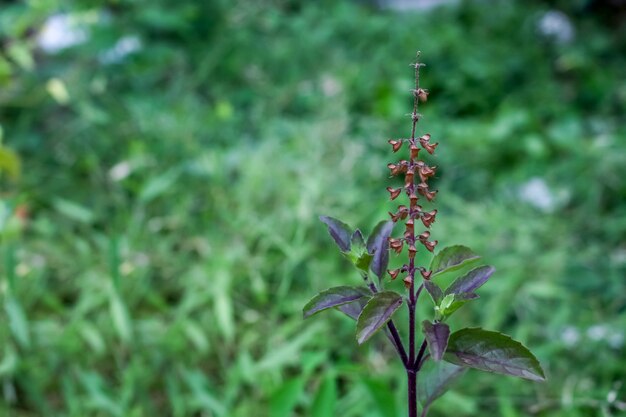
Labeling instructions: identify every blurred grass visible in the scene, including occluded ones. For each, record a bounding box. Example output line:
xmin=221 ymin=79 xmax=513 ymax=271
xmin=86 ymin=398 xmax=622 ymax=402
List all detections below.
xmin=1 ymin=0 xmax=626 ymax=416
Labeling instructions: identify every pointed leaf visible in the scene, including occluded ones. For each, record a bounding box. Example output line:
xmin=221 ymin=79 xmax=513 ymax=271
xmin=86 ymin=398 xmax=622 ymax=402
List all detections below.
xmin=439 ymin=293 xmax=479 ymax=319
xmin=337 ymin=296 xmax=370 ymax=320
xmin=444 ymin=328 xmax=546 ymax=381
xmin=311 ymin=375 xmax=337 ymax=417
xmin=445 ymin=265 xmax=495 ymax=296
xmin=319 ymin=216 xmax=352 ymax=252
xmin=423 ymin=280 xmax=444 ymax=305
xmin=366 ymin=220 xmax=394 ymax=279
xmin=303 ymin=286 xmax=370 ymax=319
xmin=356 ymin=291 xmax=403 ymax=345
xmin=351 ymin=229 xmax=365 ymax=248
xmin=422 ymin=321 xmax=450 ymax=361
xmin=417 ymin=361 xmax=466 ymax=407
xmin=430 ymin=245 xmax=482 ymax=278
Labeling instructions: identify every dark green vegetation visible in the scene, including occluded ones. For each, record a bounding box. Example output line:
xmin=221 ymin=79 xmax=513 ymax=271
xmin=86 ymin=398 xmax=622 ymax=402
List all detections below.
xmin=1 ymin=0 xmax=625 ymax=416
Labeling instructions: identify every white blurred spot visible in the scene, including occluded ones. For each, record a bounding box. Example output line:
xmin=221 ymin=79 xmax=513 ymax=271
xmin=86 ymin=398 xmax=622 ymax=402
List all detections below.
xmin=538 ymin=10 xmax=574 ymax=44
xmin=109 ymin=161 xmax=132 ymax=181
xmin=518 ymin=177 xmax=555 ymax=212
xmin=587 ymin=324 xmax=608 ymax=341
xmin=321 ymin=75 xmax=342 ymax=97
xmin=561 ymin=326 xmax=580 ymax=347
xmin=37 ymin=14 xmax=87 ymax=53
xmin=99 ymin=36 xmax=142 ymax=64
xmin=381 ymin=0 xmax=457 ymax=11
xmin=608 ymin=332 xmax=624 ymax=349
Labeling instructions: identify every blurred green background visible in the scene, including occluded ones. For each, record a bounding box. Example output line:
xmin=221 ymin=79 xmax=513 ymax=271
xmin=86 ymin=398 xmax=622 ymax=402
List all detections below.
xmin=1 ymin=0 xmax=625 ymax=416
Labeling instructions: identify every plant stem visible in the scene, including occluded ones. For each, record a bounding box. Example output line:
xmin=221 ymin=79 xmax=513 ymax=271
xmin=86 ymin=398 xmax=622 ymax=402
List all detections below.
xmin=414 ymin=339 xmax=428 ymax=370
xmin=408 ymin=369 xmax=417 ymax=417
xmin=407 ymin=52 xmax=422 ymax=417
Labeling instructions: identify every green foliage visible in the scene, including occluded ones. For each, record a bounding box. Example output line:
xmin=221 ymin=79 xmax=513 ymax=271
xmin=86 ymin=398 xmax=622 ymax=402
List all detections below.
xmin=0 ymin=0 xmax=624 ymax=415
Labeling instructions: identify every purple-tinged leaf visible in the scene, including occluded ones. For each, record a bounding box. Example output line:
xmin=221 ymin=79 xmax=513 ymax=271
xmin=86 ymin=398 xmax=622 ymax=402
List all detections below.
xmin=319 ymin=216 xmax=352 ymax=252
xmin=430 ymin=245 xmax=482 ymax=278
xmin=423 ymin=280 xmax=443 ymax=305
xmin=356 ymin=291 xmax=403 ymax=345
xmin=417 ymin=361 xmax=466 ymax=407
xmin=303 ymin=286 xmax=370 ymax=319
xmin=337 ymin=297 xmax=369 ymax=321
xmin=366 ymin=220 xmax=394 ymax=279
xmin=422 ymin=321 xmax=450 ymax=361
xmin=445 ymin=266 xmax=495 ymax=296
xmin=444 ymin=328 xmax=546 ymax=381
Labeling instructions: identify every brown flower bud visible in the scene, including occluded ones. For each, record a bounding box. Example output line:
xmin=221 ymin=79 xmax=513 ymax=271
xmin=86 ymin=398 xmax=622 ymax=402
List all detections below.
xmin=386 ymin=187 xmax=402 ymax=200
xmin=418 ymin=165 xmax=436 ymax=183
xmin=405 ymin=169 xmax=415 ymax=186
xmin=389 ymin=238 xmax=404 ymax=253
xmin=418 ymin=231 xmax=430 ymax=242
xmin=417 ymin=88 xmax=429 ymax=102
xmin=403 ymin=230 xmax=413 ymax=240
xmin=419 ymin=133 xmax=431 ymax=142
xmin=410 ymin=144 xmax=420 ymax=160
xmin=408 ymin=245 xmax=417 ymax=259
xmin=420 ymin=269 xmax=432 ymax=280
xmin=405 ymin=219 xmax=414 ymax=234
xmin=389 ymin=211 xmax=401 ymax=222
xmin=388 ymin=139 xmax=403 ymax=152
xmin=403 ymin=276 xmax=413 ymax=289
xmin=423 ymin=240 xmax=438 ymax=252
xmin=424 ymin=189 xmax=437 ymax=202
xmin=409 ymin=193 xmax=419 ymax=207
xmin=421 ymin=210 xmax=437 ymax=228
xmin=397 ymin=205 xmax=409 ymax=220
xmin=388 ymin=268 xmax=400 ymax=280
xmin=421 ymin=141 xmax=439 ymax=155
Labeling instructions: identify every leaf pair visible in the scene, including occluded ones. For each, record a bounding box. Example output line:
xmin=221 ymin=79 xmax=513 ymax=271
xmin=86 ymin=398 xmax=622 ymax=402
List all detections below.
xmin=319 ymin=216 xmax=393 ymax=281
xmin=424 ymin=245 xmax=495 ymax=320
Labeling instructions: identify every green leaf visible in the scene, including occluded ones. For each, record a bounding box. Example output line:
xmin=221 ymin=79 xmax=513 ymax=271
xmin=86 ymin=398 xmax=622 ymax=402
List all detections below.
xmin=356 ymin=291 xmax=403 ymax=345
xmin=310 ymin=375 xmax=337 ymax=417
xmin=303 ymin=286 xmax=370 ymax=319
xmin=362 ymin=378 xmax=398 ymax=417
xmin=438 ymin=293 xmax=479 ymax=319
xmin=417 ymin=361 xmax=466 ymax=407
xmin=344 ymin=229 xmax=373 ymax=272
xmin=422 ymin=321 xmax=450 ymax=361
xmin=319 ymin=216 xmax=352 ymax=252
xmin=430 ymin=245 xmax=482 ymax=278
xmin=5 ymin=295 xmax=30 ymax=348
xmin=444 ymin=328 xmax=546 ymax=381
xmin=269 ymin=376 xmax=306 ymax=417
xmin=366 ymin=220 xmax=394 ymax=280
xmin=445 ymin=265 xmax=495 ymax=296
xmin=351 ymin=229 xmax=365 ymax=248
xmin=423 ymin=280 xmax=444 ymax=305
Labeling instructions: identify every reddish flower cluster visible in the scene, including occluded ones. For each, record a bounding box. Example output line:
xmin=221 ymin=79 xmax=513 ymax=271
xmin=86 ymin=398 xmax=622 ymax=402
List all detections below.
xmin=386 ymin=58 xmax=439 ymax=288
